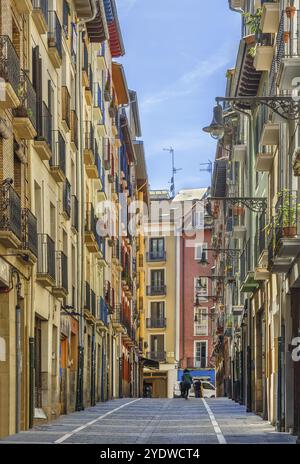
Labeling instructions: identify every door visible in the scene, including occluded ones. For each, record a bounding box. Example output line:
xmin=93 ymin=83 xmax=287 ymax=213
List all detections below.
xmin=34 ymin=317 xmax=42 ymax=408
xmin=195 ymin=341 xmax=207 ymax=368
xmin=151 ymin=270 xmax=165 ymax=289
xmin=150 ymin=335 xmax=164 ymax=361
xmin=150 ymin=238 xmax=164 ymax=258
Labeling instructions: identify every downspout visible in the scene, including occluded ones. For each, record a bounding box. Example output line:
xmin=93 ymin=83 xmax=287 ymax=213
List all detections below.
xmin=75 ymin=0 xmax=98 ymax=412
xmin=12 ymin=269 xmax=21 ymax=434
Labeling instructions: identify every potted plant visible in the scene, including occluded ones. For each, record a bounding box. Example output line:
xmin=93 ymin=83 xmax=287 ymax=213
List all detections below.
xmin=284 ymin=31 xmax=290 ymax=43
xmin=233 ymin=205 xmax=245 ymax=216
xmin=286 ymin=5 xmax=297 ymax=18
xmin=293 ymin=149 xmax=300 ymax=176
xmin=104 ymin=81 xmax=111 ymax=101
xmin=276 ymin=190 xmax=299 ymax=237
xmin=248 ymin=45 xmax=257 ymax=58
xmin=243 ymin=8 xmax=262 ymax=34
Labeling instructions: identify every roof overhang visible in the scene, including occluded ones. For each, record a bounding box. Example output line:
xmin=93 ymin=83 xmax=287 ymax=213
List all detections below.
xmin=86 ymin=0 xmax=109 ymax=43
xmin=134 ymin=140 xmax=149 ymax=202
xmin=212 ymin=159 xmax=227 ymax=197
xmin=103 ymin=0 xmax=125 ymax=57
xmin=120 ymin=112 xmax=136 ymax=163
xmin=112 ymin=62 xmax=129 ymax=105
xmin=230 ymin=38 xmax=262 ymax=109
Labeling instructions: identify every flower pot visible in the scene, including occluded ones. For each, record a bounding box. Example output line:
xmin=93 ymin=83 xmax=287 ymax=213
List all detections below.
xmin=286 ymin=6 xmax=296 ymax=18
xmin=244 ymin=34 xmax=255 ymax=45
xmin=233 ymin=206 xmax=245 ymax=216
xmin=283 ymin=226 xmax=296 ymax=237
xmin=284 ymin=31 xmax=290 ymax=43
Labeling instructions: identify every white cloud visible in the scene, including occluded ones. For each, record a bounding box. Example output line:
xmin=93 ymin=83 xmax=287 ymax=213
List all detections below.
xmin=140 ymin=46 xmax=232 ymax=112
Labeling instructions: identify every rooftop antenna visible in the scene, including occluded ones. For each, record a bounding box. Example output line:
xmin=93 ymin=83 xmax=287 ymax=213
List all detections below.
xmin=163 ymin=147 xmax=182 ymax=199
xmin=200 ymin=160 xmax=213 ymax=184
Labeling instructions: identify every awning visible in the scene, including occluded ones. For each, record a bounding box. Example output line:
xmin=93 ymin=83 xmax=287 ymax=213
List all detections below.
xmin=120 ymin=112 xmax=136 ymax=163
xmin=212 ymin=159 xmax=227 ymax=197
xmin=86 ymin=0 xmax=109 ymax=43
xmin=141 ymin=357 xmax=159 ymax=369
xmin=112 ymin=62 xmax=129 ymax=105
xmin=103 ymin=0 xmax=125 ymax=57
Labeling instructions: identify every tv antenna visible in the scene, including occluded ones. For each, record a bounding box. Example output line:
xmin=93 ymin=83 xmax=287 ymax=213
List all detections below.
xmin=163 ymin=147 xmax=182 ymax=198
xmin=200 ymin=161 xmax=213 ymax=183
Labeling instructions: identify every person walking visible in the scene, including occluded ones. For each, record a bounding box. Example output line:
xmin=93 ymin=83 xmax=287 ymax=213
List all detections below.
xmin=194 ymin=379 xmax=201 ymax=398
xmin=181 ymin=369 xmax=193 ymax=400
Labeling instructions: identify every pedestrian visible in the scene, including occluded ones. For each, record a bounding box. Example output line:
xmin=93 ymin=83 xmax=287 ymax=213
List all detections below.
xmin=194 ymin=379 xmax=201 ymax=398
xmin=181 ymin=368 xmax=193 ymax=400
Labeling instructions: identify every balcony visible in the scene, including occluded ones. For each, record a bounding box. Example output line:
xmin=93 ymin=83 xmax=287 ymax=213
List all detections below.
xmin=15 ymin=0 xmax=33 ymax=13
xmin=61 ymin=86 xmax=71 ymax=132
xmin=36 ymin=233 xmax=56 ymax=287
xmin=146 ymin=251 xmax=167 ymax=262
xmin=34 ymin=102 xmax=52 ymax=161
xmin=255 ymin=148 xmax=274 ymax=172
xmin=253 ymin=34 xmax=274 ymax=72
xmin=48 ymin=11 xmax=62 ymax=68
xmin=13 ymin=71 xmax=37 ymax=139
xmin=98 ymin=297 xmax=108 ymax=330
xmin=52 ymin=251 xmax=68 ymax=298
xmin=122 ymin=271 xmax=134 ymax=297
xmin=276 ymin=10 xmax=300 ymax=90
xmin=260 ymin=123 xmax=280 ymax=146
xmin=71 ymin=195 xmax=78 ymax=233
xmin=112 ymin=174 xmax=119 ymax=201
xmin=186 ymin=358 xmax=207 ymax=369
xmin=146 ymin=285 xmax=167 ymax=296
xmin=70 ymin=110 xmax=78 ymax=151
xmin=84 ymin=282 xmax=92 ymax=317
xmin=91 ymin=290 xmax=96 ymax=318
xmin=147 ymin=351 xmax=166 ymax=362
xmin=21 ymin=209 xmax=38 ymax=262
xmin=0 ymin=36 xmax=20 ymax=109
xmin=85 ymin=202 xmax=98 ymax=252
xmin=103 ymin=138 xmax=111 ymax=170
xmin=93 ymin=83 xmax=103 ymax=120
xmin=232 ymin=144 xmax=246 ymax=163
xmin=0 ymin=183 xmax=22 ymax=248
xmin=146 ymin=318 xmax=167 ymax=329
xmin=112 ymin=305 xmax=124 ymax=333
xmin=240 ymin=239 xmax=259 ymax=293
xmin=62 ymin=180 xmax=71 ymax=220
xmin=32 ymin=0 xmax=48 ymax=35
xmin=84 ymin=122 xmax=97 ymax=178
xmin=268 ymin=191 xmax=300 ymax=273
xmin=85 ymin=65 xmax=93 ymax=106
xmin=112 ymin=238 xmax=121 ymax=264
xmin=233 ymin=212 xmax=246 ymax=239
xmin=50 ymin=131 xmax=66 ymax=182
xmin=260 ymin=2 xmax=280 ymax=34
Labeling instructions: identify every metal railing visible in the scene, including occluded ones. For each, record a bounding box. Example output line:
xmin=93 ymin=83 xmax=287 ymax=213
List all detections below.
xmin=146 ymin=318 xmax=167 ymax=329
xmin=22 ymin=208 xmax=38 ymax=257
xmin=0 ymin=35 xmax=20 ymax=97
xmin=186 ymin=357 xmax=207 ymax=369
xmin=37 ymin=233 xmax=55 ymax=280
xmin=32 ymin=0 xmax=48 ymax=24
xmin=50 ymin=131 xmax=66 ymax=175
xmin=146 ymin=285 xmax=167 ymax=296
xmin=48 ymin=11 xmax=62 ymax=59
xmin=147 ymin=351 xmax=166 ymax=362
xmin=85 ymin=281 xmax=90 ymax=311
xmin=100 ymin=297 xmax=108 ymax=325
xmin=37 ymin=101 xmax=52 ymax=149
xmin=0 ymin=183 xmax=22 ymax=240
xmin=93 ymin=83 xmax=102 ymax=109
xmin=61 ymin=86 xmax=71 ymax=129
xmin=274 ymin=190 xmax=299 ymax=243
xmin=14 ymin=70 xmax=37 ymax=130
xmin=240 ymin=238 xmax=252 ymax=282
xmin=91 ymin=290 xmax=96 ymax=317
xmin=84 ymin=121 xmax=94 ymax=152
xmin=71 ymin=195 xmax=78 ymax=231
xmin=55 ymin=251 xmax=68 ymax=292
xmin=63 ymin=180 xmax=71 ymax=218
xmin=146 ymin=251 xmax=166 ymax=262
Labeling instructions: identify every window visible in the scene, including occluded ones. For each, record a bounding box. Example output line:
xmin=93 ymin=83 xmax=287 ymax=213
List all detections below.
xmin=151 ymin=269 xmax=165 ymax=288
xmin=149 ymin=335 xmax=165 ymax=361
xmin=194 ymin=308 xmax=208 ymax=336
xmin=195 ymin=341 xmax=207 ymax=368
xmin=150 ymin=302 xmax=165 ymax=320
xmin=192 ymin=202 xmax=203 ymax=229
xmin=194 ymin=277 xmax=208 ymax=301
xmin=149 ymin=238 xmax=165 ymax=259
xmin=195 ymin=242 xmax=207 ymax=261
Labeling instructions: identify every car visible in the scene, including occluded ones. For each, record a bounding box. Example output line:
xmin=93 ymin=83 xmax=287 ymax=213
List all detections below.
xmin=173 ymin=379 xmax=216 ymax=398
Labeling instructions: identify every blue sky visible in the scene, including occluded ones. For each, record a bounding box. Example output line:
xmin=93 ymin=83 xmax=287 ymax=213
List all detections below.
xmin=116 ymin=0 xmax=241 ymax=193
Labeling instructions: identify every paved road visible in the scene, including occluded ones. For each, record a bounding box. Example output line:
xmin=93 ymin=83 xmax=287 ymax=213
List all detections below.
xmin=1 ymin=398 xmax=297 ymax=444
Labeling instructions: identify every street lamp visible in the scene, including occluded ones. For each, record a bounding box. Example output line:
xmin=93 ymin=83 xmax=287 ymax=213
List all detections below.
xmin=203 ymin=104 xmax=226 ymax=140
xmin=199 ymin=251 xmax=209 ymax=267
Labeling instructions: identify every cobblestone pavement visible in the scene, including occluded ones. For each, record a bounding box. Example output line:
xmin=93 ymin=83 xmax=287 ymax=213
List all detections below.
xmin=1 ymin=398 xmax=297 ymax=444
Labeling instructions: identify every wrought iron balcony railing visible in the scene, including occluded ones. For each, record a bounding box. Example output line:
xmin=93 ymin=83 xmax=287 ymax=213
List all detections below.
xmin=100 ymin=297 xmax=108 ymax=325
xmin=37 ymin=233 xmax=56 ymax=281
xmin=37 ymin=101 xmax=52 ymax=149
xmin=22 ymin=208 xmax=38 ymax=257
xmin=91 ymin=289 xmax=96 ymax=317
xmin=32 ymin=0 xmax=49 ymax=25
xmin=13 ymin=70 xmax=37 ymax=130
xmin=146 ymin=285 xmax=167 ymax=296
xmin=48 ymin=11 xmax=62 ymax=59
xmin=85 ymin=202 xmax=97 ymax=238
xmin=84 ymin=121 xmax=94 ymax=152
xmin=50 ymin=131 xmax=66 ymax=178
xmin=146 ymin=251 xmax=166 ymax=262
xmin=146 ymin=318 xmax=167 ymax=329
xmin=85 ymin=281 xmax=91 ymax=311
xmin=0 ymin=183 xmax=22 ymax=241
xmin=55 ymin=251 xmax=68 ymax=293
xmin=70 ymin=110 xmax=78 ymax=150
xmin=147 ymin=351 xmax=166 ymax=362
xmin=0 ymin=35 xmax=20 ymax=97
xmin=63 ymin=179 xmax=71 ymax=219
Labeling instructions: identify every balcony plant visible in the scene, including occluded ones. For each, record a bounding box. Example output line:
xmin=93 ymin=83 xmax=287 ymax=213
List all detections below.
xmin=109 ymin=101 xmax=116 ymax=118
xmin=233 ymin=205 xmax=245 ymax=216
xmin=243 ymin=8 xmax=262 ymax=34
xmin=293 ymin=149 xmax=300 ymax=176
xmin=276 ymin=190 xmax=299 ymax=237
xmin=104 ymin=81 xmax=111 ymax=101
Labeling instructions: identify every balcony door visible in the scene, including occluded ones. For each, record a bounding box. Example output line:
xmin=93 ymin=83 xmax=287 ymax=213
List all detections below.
xmin=151 ymin=269 xmax=165 ymax=288
xmin=150 ymin=238 xmax=164 ymax=258
xmin=195 ymin=341 xmax=207 ymax=368
xmin=150 ymin=302 xmax=165 ymax=320
xmin=150 ymin=335 xmax=164 ymax=359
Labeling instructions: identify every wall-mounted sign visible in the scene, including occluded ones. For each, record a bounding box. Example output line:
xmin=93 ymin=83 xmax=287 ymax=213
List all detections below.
xmin=0 ymin=258 xmax=10 ymax=288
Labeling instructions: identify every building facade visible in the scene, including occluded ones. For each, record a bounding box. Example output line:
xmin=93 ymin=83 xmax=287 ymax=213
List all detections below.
xmin=0 ymin=0 xmax=148 ymax=439
xmin=207 ymin=0 xmax=300 ymax=437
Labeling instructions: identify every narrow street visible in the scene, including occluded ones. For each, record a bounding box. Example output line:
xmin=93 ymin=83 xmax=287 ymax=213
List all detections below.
xmin=1 ymin=398 xmax=296 ymax=445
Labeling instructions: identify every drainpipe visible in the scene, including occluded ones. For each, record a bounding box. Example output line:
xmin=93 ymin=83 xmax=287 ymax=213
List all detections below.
xmin=11 ymin=269 xmax=21 ymax=433
xmin=75 ymin=0 xmax=98 ymax=412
